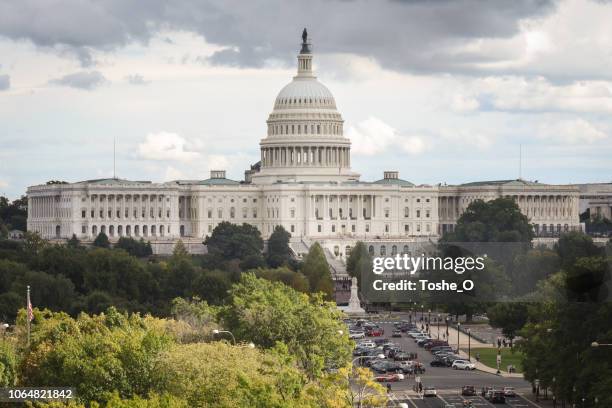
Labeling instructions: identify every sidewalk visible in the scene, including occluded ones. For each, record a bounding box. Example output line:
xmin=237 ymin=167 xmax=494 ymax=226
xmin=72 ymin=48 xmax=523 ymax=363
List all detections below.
xmin=427 ymin=323 xmax=522 ymax=378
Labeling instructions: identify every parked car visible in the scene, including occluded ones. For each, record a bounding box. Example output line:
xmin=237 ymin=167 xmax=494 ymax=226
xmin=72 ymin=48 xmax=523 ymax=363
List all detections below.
xmin=367 ymin=328 xmax=384 ymax=337
xmin=443 ymin=355 xmax=463 ymax=366
xmin=392 ymin=330 xmax=402 ymax=337
xmin=430 ymin=358 xmax=447 ymax=367
xmin=424 ymin=340 xmax=449 ymax=350
xmin=461 ymin=385 xmax=476 ymax=396
xmin=452 ymin=360 xmax=476 ymax=370
xmin=503 ymin=387 xmax=516 ymax=397
xmin=375 ymin=373 xmax=404 ymax=382
xmin=423 ymin=386 xmax=437 ymax=397
xmin=349 ymin=331 xmax=365 ymax=339
xmin=357 ymin=340 xmax=376 ymax=348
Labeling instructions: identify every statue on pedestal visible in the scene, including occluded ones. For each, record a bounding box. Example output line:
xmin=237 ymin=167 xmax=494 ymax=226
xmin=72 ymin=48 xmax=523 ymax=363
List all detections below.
xmin=346 ymin=276 xmax=365 ymax=315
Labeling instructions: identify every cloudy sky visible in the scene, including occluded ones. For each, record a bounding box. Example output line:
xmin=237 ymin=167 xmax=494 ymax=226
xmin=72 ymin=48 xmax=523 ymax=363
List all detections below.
xmin=1 ymin=0 xmax=611 ymax=198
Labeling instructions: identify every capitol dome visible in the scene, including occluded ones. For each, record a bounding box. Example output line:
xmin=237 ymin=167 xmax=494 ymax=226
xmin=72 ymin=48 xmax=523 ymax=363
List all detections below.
xmin=274 ymin=78 xmax=337 ymax=110
xmin=251 ymin=29 xmax=359 ymax=184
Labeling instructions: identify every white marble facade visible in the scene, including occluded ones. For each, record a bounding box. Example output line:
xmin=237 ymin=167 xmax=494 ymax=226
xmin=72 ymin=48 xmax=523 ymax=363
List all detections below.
xmin=26 ymin=33 xmax=582 ymax=247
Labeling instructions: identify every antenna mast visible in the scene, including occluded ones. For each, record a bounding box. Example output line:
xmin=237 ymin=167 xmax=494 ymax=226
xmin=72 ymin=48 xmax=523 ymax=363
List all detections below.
xmin=519 ymin=144 xmax=522 ymax=180
xmin=113 ymin=137 xmax=116 ymax=179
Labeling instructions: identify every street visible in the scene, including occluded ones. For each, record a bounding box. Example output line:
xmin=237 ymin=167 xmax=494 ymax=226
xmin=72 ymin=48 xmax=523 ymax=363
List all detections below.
xmin=388 ymin=392 xmax=542 ymax=407
xmin=356 ymin=319 xmax=531 ymax=396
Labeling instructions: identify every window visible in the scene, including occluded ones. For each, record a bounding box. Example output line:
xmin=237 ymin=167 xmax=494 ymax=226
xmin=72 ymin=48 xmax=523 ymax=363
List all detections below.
xmin=81 ymin=225 xmax=87 ymax=234
xmin=351 ymin=224 xmax=355 ymax=232
xmin=291 ymin=225 xmax=295 ymax=233
xmin=426 ymin=224 xmax=431 ymax=232
xmin=426 ymin=198 xmax=430 ymax=203
xmin=385 ymin=224 xmax=389 ymax=233
xmin=403 ymin=245 xmax=409 ymax=254
xmin=404 ymin=207 xmax=409 ymax=217
xmin=416 ymin=210 xmax=421 ymax=218
xmin=318 ymin=225 xmax=322 ymax=232
xmin=82 ymin=210 xmax=86 ymax=218
xmin=108 ymin=210 xmax=112 ymax=218
xmin=391 ymin=245 xmax=397 ymax=255
xmin=368 ymin=246 xmax=374 ymax=255
xmin=417 ymin=224 xmax=421 ymax=232
xmin=253 ymin=208 xmax=257 ymax=218
xmin=417 ymin=198 xmax=421 ymax=203
xmin=125 ymin=209 xmax=129 ymax=218
xmin=208 ymin=209 xmax=212 ymax=218
xmin=426 ymin=210 xmax=430 ymax=218
xmin=218 ymin=209 xmax=222 ymax=218
xmin=230 ymin=207 xmax=235 ymax=218
xmin=290 ymin=209 xmax=295 ymax=218
xmin=242 ymin=208 xmax=247 ymax=218
xmin=365 ymin=224 xmax=370 ymax=232
xmin=384 ymin=209 xmax=390 ymax=218
xmin=208 ymin=225 xmax=213 ymax=232
xmin=332 ymin=225 xmax=336 ymax=232
xmin=380 ymin=245 xmax=386 ymax=255
xmin=91 ymin=210 xmax=94 ymax=218
xmin=100 ymin=210 xmax=104 ymax=218
xmin=404 ymin=224 xmax=409 ymax=233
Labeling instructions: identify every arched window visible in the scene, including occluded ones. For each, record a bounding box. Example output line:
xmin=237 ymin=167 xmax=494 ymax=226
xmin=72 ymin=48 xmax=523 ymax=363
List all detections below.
xmin=230 ymin=207 xmax=235 ymax=218
xmin=345 ymin=245 xmax=351 ymax=256
xmin=391 ymin=245 xmax=397 ymax=255
xmin=109 ymin=225 xmax=114 ymax=236
xmin=404 ymin=207 xmax=409 ymax=217
xmin=160 ymin=225 xmax=165 ymax=236
xmin=380 ymin=245 xmax=386 ymax=255
xmin=334 ymin=246 xmax=340 ymax=256
xmin=180 ymin=225 xmax=185 ymax=237
xmin=143 ymin=225 xmax=148 ymax=236
xmin=55 ymin=225 xmax=61 ymax=237
xmin=368 ymin=245 xmax=374 ymax=255
xmin=101 ymin=225 xmax=106 ymax=234
xmin=92 ymin=225 xmax=97 ymax=235
xmin=151 ymin=225 xmax=156 ymax=235
xmin=127 ymin=225 xmax=132 ymax=236
xmin=403 ymin=245 xmax=409 ymax=254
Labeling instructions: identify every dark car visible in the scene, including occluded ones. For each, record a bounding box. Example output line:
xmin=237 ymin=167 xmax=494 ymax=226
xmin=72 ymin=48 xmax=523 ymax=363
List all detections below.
xmin=461 ymin=385 xmax=476 ymax=396
xmin=487 ymin=391 xmax=506 ymax=403
xmin=394 ymin=352 xmax=413 ymax=361
xmin=430 ymin=358 xmax=446 ymax=367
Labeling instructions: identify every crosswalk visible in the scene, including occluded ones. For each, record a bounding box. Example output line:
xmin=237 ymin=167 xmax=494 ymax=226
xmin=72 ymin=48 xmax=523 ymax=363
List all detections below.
xmin=386 ymin=392 xmax=541 ymax=408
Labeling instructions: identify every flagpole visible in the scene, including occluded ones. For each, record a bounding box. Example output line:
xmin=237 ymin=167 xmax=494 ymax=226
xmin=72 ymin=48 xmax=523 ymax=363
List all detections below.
xmin=27 ymin=285 xmax=31 ymax=347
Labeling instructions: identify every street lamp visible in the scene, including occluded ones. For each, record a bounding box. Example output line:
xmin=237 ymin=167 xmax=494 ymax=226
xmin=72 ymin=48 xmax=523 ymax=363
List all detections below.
xmin=212 ymin=329 xmax=236 ymax=344
xmin=457 ymin=322 xmax=461 ymax=353
xmin=445 ymin=316 xmax=449 ymax=336
xmin=437 ymin=314 xmax=440 ymax=340
xmin=467 ymin=328 xmax=471 ymax=362
xmin=591 ymin=341 xmax=612 ymax=347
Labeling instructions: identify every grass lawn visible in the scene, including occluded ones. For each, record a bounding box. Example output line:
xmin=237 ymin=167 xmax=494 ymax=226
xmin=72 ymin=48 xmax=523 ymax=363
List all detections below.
xmin=467 ymin=347 xmax=524 ymax=373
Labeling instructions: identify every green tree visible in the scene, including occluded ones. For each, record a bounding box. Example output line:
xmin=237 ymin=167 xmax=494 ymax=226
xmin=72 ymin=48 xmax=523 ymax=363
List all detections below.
xmin=93 ymin=232 xmax=111 ymax=248
xmin=254 ymin=267 xmax=310 ymax=293
xmin=115 ymin=237 xmax=152 ymax=257
xmin=300 ymin=242 xmax=333 ymax=299
xmin=221 ymin=274 xmax=352 ymax=379
xmin=555 ymin=231 xmax=601 ymax=269
xmin=487 ymin=302 xmax=529 ymax=347
xmin=345 ymin=241 xmax=371 ymax=291
xmin=204 ymin=222 xmax=264 ymax=266
xmin=267 ymin=225 xmax=293 ymax=268
xmin=0 ymin=340 xmax=17 ymax=387
xmin=443 ymin=197 xmax=534 ymax=243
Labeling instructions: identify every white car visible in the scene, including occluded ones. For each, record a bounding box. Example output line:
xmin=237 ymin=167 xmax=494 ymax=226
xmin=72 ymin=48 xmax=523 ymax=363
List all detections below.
xmin=423 ymin=386 xmax=437 ymax=397
xmin=357 ymin=341 xmax=376 ymax=348
xmin=349 ymin=331 xmax=365 ymax=339
xmin=503 ymin=387 xmax=516 ymax=397
xmin=452 ymin=360 xmax=476 ymax=370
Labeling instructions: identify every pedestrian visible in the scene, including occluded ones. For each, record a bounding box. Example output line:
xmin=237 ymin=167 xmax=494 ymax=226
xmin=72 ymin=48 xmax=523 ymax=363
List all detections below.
xmin=502 ymin=338 xmax=507 ymax=347
xmin=386 ymin=383 xmax=391 ymax=393
xmin=497 ymin=337 xmax=502 ymax=348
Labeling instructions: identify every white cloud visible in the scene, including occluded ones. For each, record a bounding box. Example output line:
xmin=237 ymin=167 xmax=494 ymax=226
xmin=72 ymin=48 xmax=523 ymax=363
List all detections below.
xmin=347 ymin=117 xmax=428 ymax=156
xmin=0 ymin=180 xmax=8 ymax=188
xmin=538 ymin=118 xmax=607 ymax=145
xmin=137 ymin=132 xmax=201 ymax=162
xmin=450 ymin=94 xmax=480 ymax=113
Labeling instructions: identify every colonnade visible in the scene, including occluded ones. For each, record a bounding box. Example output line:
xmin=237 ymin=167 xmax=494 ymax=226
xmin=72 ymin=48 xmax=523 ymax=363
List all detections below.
xmin=261 ymin=146 xmax=350 ymax=167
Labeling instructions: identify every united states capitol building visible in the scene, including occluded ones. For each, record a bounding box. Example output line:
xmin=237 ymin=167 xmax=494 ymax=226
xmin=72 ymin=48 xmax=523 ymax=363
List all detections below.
xmin=27 ymin=31 xmax=583 ymax=256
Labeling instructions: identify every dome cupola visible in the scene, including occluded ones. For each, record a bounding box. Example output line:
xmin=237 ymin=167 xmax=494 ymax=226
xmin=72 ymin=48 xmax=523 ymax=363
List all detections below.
xmin=251 ymin=29 xmax=359 ymax=184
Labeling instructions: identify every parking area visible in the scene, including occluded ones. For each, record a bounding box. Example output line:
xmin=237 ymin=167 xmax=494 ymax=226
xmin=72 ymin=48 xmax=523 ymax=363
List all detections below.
xmin=388 ymin=392 xmax=541 ymax=408
xmin=349 ymin=316 xmax=536 ymax=405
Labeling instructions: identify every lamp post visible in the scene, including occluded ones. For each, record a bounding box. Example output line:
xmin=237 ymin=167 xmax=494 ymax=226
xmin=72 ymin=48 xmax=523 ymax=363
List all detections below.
xmin=591 ymin=341 xmax=612 ymax=347
xmin=457 ymin=322 xmax=461 ymax=353
xmin=437 ymin=314 xmax=440 ymax=339
xmin=445 ymin=316 xmax=449 ymax=336
xmin=212 ymin=329 xmax=236 ymax=344
xmin=468 ymin=328 xmax=471 ymax=362
xmin=552 ymin=377 xmax=556 ymax=408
